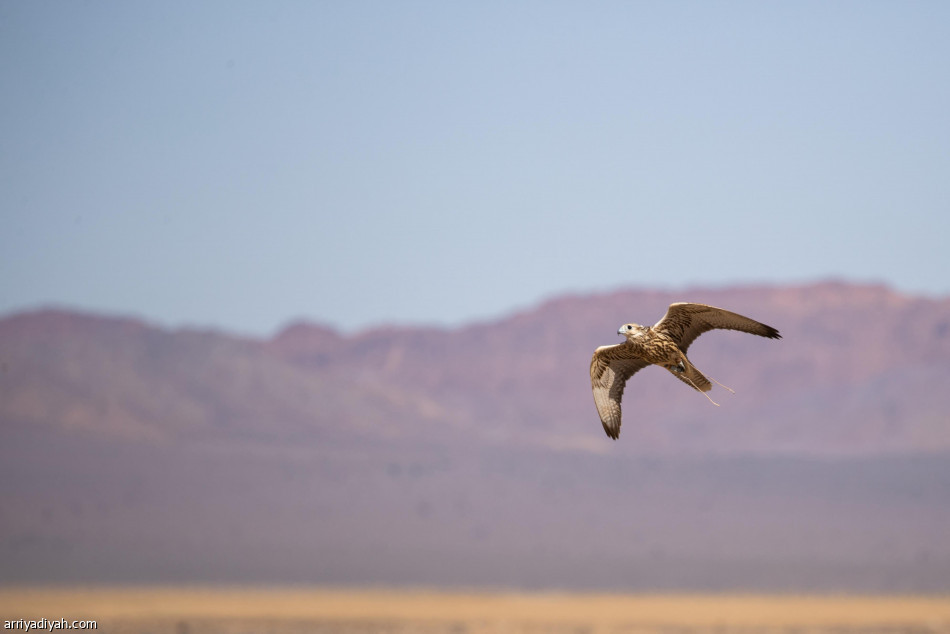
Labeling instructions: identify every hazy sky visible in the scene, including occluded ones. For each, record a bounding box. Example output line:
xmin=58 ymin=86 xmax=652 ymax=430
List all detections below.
xmin=2 ymin=1 xmax=949 ymax=335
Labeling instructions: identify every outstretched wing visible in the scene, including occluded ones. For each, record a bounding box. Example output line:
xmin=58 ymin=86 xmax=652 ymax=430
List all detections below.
xmin=653 ymin=303 xmax=781 ymax=352
xmin=590 ymin=343 xmax=651 ymax=440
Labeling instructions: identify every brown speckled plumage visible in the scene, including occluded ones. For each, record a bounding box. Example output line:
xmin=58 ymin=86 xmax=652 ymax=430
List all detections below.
xmin=590 ymin=303 xmax=781 ymax=440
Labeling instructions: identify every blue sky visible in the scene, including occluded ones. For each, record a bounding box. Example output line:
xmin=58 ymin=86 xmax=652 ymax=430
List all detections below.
xmin=2 ymin=1 xmax=949 ymax=335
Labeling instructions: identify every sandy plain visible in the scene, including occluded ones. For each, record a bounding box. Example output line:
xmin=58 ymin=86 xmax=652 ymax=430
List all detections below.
xmin=2 ymin=588 xmax=950 ymax=634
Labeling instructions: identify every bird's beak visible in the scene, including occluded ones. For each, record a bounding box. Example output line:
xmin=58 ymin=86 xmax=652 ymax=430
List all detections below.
xmin=617 ymin=327 xmax=625 ymax=336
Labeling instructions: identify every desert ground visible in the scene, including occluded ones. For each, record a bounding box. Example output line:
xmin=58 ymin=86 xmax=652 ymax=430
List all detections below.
xmin=2 ymin=588 xmax=950 ymax=634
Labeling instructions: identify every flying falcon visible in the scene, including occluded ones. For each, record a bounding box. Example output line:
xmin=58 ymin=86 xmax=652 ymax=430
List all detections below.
xmin=590 ymin=303 xmax=781 ymax=440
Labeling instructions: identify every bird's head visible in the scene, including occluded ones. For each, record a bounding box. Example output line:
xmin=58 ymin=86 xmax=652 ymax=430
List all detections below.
xmin=618 ymin=323 xmax=648 ymax=339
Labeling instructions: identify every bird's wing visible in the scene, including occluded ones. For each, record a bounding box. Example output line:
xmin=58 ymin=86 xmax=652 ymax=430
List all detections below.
xmin=590 ymin=343 xmax=651 ymax=440
xmin=653 ymin=303 xmax=781 ymax=352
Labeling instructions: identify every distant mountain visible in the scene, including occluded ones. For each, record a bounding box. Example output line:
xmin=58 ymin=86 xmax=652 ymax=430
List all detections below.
xmin=267 ymin=281 xmax=950 ymax=455
xmin=2 ymin=282 xmax=949 ymax=590
xmin=3 ymin=281 xmax=947 ymax=455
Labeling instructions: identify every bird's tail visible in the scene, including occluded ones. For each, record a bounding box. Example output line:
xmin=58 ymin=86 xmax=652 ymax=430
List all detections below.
xmin=667 ymin=359 xmax=736 ymax=407
xmin=666 ymin=356 xmax=735 ymax=407
xmin=667 ymin=360 xmax=712 ymax=393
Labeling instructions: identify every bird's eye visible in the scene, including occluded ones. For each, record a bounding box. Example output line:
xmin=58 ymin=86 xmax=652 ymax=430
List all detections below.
xmin=627 ymin=325 xmax=633 ymax=330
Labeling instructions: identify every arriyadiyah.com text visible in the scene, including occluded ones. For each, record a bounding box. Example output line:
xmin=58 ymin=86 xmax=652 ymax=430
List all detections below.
xmin=5 ymin=619 xmax=97 ymax=631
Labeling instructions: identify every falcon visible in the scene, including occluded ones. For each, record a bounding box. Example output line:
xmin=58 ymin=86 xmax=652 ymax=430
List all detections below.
xmin=590 ymin=303 xmax=781 ymax=439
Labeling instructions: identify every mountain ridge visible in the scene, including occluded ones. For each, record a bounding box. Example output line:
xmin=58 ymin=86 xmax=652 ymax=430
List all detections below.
xmin=1 ymin=280 xmax=948 ymax=455
xmin=3 ymin=281 xmax=950 ymax=589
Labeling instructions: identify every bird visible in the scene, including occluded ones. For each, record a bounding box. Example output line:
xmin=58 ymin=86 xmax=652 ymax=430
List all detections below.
xmin=590 ymin=303 xmax=781 ymax=440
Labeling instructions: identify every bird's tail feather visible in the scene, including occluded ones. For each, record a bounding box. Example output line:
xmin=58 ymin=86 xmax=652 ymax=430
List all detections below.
xmin=668 ymin=361 xmax=712 ymax=393
xmin=667 ymin=360 xmax=740 ymax=407
xmin=668 ymin=361 xmax=729 ymax=406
